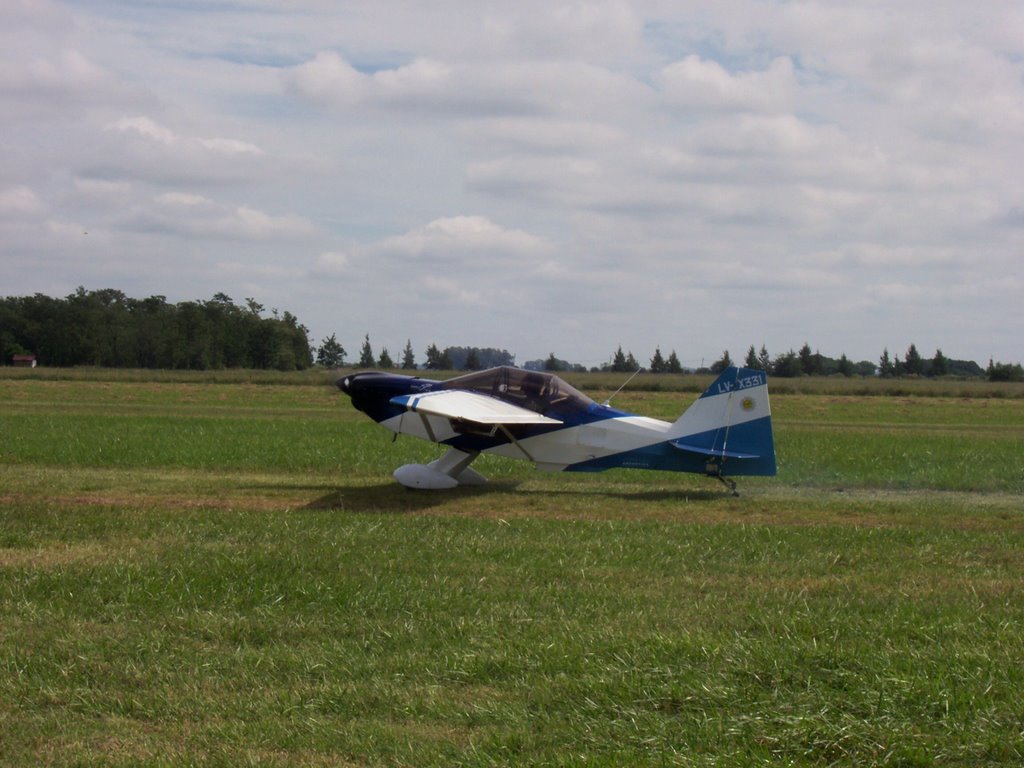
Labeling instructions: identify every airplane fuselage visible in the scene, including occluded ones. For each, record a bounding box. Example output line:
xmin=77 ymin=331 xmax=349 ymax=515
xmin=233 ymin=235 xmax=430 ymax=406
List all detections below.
xmin=338 ymin=367 xmax=775 ymax=478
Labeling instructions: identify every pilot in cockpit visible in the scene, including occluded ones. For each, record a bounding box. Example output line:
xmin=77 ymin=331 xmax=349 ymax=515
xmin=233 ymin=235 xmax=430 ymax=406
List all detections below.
xmin=520 ymin=372 xmax=547 ymax=412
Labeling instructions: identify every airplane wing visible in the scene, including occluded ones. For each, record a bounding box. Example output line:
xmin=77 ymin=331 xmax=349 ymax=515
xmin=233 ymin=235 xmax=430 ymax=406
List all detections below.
xmin=391 ymin=390 xmax=562 ymax=425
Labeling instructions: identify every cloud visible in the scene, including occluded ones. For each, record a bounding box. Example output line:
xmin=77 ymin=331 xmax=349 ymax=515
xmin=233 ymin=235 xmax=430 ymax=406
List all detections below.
xmin=81 ymin=116 xmax=270 ymax=187
xmin=847 ymin=243 xmax=964 ymax=269
xmin=109 ymin=116 xmax=177 ymax=145
xmin=3 ymin=48 xmax=109 ymax=94
xmin=304 ymin=214 xmax=563 ymax=323
xmin=421 ymin=275 xmax=484 ymax=306
xmin=285 ymin=52 xmax=369 ymax=106
xmin=468 ymin=154 xmax=601 ymax=196
xmin=186 ymin=205 xmax=315 ymax=241
xmin=156 ymin=191 xmax=211 ymax=207
xmin=468 ymin=117 xmax=624 ymax=154
xmin=286 ymin=53 xmax=463 ymax=112
xmin=481 ymin=0 xmax=642 ymax=60
xmin=659 ymin=55 xmax=797 ymax=113
xmin=108 ymin=117 xmax=263 ymax=157
xmin=197 ymin=137 xmax=265 ymax=156
xmin=72 ymin=177 xmax=133 ymax=203
xmin=0 ymin=1 xmax=136 ymax=120
xmin=0 ymin=46 xmax=118 ymax=112
xmin=120 ymin=193 xmax=316 ymax=241
xmin=286 ymin=52 xmax=647 ymax=119
xmin=215 ymin=260 xmax=304 ymax=282
xmin=311 ymin=251 xmax=350 ymax=276
xmin=3 ymin=1 xmax=1024 ymax=365
xmin=376 ymin=215 xmax=552 ymax=264
xmin=0 ymin=186 xmax=43 ymax=217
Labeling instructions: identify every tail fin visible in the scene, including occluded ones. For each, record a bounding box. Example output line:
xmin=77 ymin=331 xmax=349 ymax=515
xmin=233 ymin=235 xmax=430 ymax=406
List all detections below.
xmin=668 ymin=367 xmax=776 ymax=476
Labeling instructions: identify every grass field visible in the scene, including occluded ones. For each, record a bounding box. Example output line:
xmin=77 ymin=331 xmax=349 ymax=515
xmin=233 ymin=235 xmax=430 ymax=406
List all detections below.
xmin=1 ymin=371 xmax=1022 ymax=766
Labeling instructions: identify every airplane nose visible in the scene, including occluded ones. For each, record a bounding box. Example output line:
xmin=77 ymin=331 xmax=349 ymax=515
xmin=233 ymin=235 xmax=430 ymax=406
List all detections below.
xmin=336 ymin=371 xmax=397 ymax=417
xmin=335 ymin=371 xmax=380 ymax=396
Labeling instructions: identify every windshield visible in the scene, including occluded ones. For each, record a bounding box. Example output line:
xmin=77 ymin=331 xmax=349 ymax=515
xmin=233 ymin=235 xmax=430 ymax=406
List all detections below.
xmin=442 ymin=366 xmax=594 ymax=414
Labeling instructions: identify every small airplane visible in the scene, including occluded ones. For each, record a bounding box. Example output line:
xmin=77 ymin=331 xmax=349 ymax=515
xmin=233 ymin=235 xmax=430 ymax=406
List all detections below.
xmin=337 ymin=365 xmax=776 ymax=494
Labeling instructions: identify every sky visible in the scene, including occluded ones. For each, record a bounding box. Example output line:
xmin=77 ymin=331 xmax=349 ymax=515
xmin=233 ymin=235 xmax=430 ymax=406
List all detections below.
xmin=2 ymin=0 xmax=1023 ymax=369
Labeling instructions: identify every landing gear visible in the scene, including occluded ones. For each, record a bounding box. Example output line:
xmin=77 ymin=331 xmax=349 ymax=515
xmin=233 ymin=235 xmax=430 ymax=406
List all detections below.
xmin=393 ymin=448 xmax=486 ymax=489
xmin=715 ymin=474 xmax=740 ymax=497
xmin=705 ymin=461 xmax=740 ymax=497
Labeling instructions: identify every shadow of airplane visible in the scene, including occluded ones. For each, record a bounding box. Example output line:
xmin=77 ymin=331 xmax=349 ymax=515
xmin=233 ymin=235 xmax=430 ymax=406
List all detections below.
xmin=304 ymin=481 xmax=518 ymax=513
xmin=304 ymin=479 xmax=729 ymax=514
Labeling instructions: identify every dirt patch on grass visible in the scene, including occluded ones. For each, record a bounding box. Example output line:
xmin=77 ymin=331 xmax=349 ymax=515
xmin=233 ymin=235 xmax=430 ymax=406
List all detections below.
xmin=0 ymin=491 xmax=307 ymax=514
xmin=0 ymin=541 xmax=113 ymax=569
xmin=3 ymin=480 xmax=1022 ymax=534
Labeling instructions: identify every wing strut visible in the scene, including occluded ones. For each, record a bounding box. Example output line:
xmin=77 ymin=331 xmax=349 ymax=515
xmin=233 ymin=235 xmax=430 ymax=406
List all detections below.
xmin=418 ymin=412 xmax=437 ymax=443
xmin=498 ymin=425 xmax=536 ymax=463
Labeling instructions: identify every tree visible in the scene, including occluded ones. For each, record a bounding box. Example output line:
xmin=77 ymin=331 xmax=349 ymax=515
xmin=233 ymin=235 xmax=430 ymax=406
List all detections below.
xmin=854 ymin=360 xmax=878 ymax=377
xmin=316 ymin=333 xmax=346 ymax=367
xmin=0 ymin=289 xmax=312 ymax=371
xmin=798 ymin=342 xmax=823 ymax=376
xmin=358 ymin=334 xmax=374 ymax=367
xmin=125 ymin=295 xmax=167 ymax=368
xmin=611 ymin=346 xmax=629 ymax=373
xmin=710 ymin=350 xmax=732 ymax=374
xmin=987 ymin=359 xmax=1024 ymax=382
xmin=757 ymin=345 xmax=772 ymax=373
xmin=544 ymin=352 xmax=561 ymax=372
xmin=772 ymin=349 xmax=802 ymax=377
xmin=666 ymin=350 xmax=683 ymax=374
xmin=879 ymin=348 xmax=895 ymax=378
xmin=931 ymin=348 xmax=948 ymax=377
xmin=744 ymin=345 xmax=758 ymax=370
xmin=904 ymin=343 xmax=923 ymax=376
xmin=443 ymin=347 xmax=515 ymax=369
xmin=650 ymin=347 xmax=666 ymax=373
xmin=424 ymin=343 xmax=451 ymax=370
xmin=401 ymin=339 xmax=416 ymax=369
xmin=837 ymin=353 xmax=854 ymax=377
xmin=464 ymin=348 xmax=481 ymax=371
xmin=378 ymin=347 xmax=393 ymax=368
xmin=425 ymin=343 xmax=441 ymax=370
xmin=625 ymin=350 xmax=639 ymax=370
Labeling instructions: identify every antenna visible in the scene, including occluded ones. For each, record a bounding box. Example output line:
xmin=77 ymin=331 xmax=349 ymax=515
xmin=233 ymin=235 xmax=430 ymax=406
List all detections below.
xmin=602 ymin=367 xmax=643 ymax=407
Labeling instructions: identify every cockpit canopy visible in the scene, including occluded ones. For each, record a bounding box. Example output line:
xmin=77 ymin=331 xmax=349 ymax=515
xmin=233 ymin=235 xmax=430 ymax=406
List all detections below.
xmin=441 ymin=366 xmax=594 ymax=415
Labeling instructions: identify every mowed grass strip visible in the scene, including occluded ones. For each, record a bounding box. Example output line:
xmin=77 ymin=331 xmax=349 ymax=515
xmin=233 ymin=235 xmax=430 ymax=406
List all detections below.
xmin=1 ymin=376 xmax=1023 ymax=765
xmin=3 ymin=381 xmax=1021 ymax=493
xmin=2 ymin=504 xmax=1023 ymax=765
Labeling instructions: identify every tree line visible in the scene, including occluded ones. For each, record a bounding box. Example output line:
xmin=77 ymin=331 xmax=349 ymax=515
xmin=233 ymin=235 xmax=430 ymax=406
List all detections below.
xmin=704 ymin=343 xmax=992 ymax=379
xmin=314 ymin=334 xmax=516 ymax=373
xmin=528 ymin=343 xmax=1011 ymax=381
xmin=323 ymin=333 xmax=1019 ymax=382
xmin=4 ymin=289 xmax=1019 ymax=381
xmin=1 ymin=289 xmax=312 ymax=370
xmin=534 ymin=343 xmax=1012 ymax=381
xmin=337 ymin=336 xmax=1017 ymax=382
xmin=718 ymin=343 xmax=1010 ymax=380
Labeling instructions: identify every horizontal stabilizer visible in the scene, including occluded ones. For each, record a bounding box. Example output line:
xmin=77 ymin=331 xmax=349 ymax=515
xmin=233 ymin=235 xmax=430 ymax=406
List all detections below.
xmin=670 ymin=440 xmax=760 ymax=460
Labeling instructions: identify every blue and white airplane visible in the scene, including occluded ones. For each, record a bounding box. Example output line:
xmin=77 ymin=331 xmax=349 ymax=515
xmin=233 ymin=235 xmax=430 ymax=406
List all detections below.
xmin=337 ymin=365 xmax=776 ymax=493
